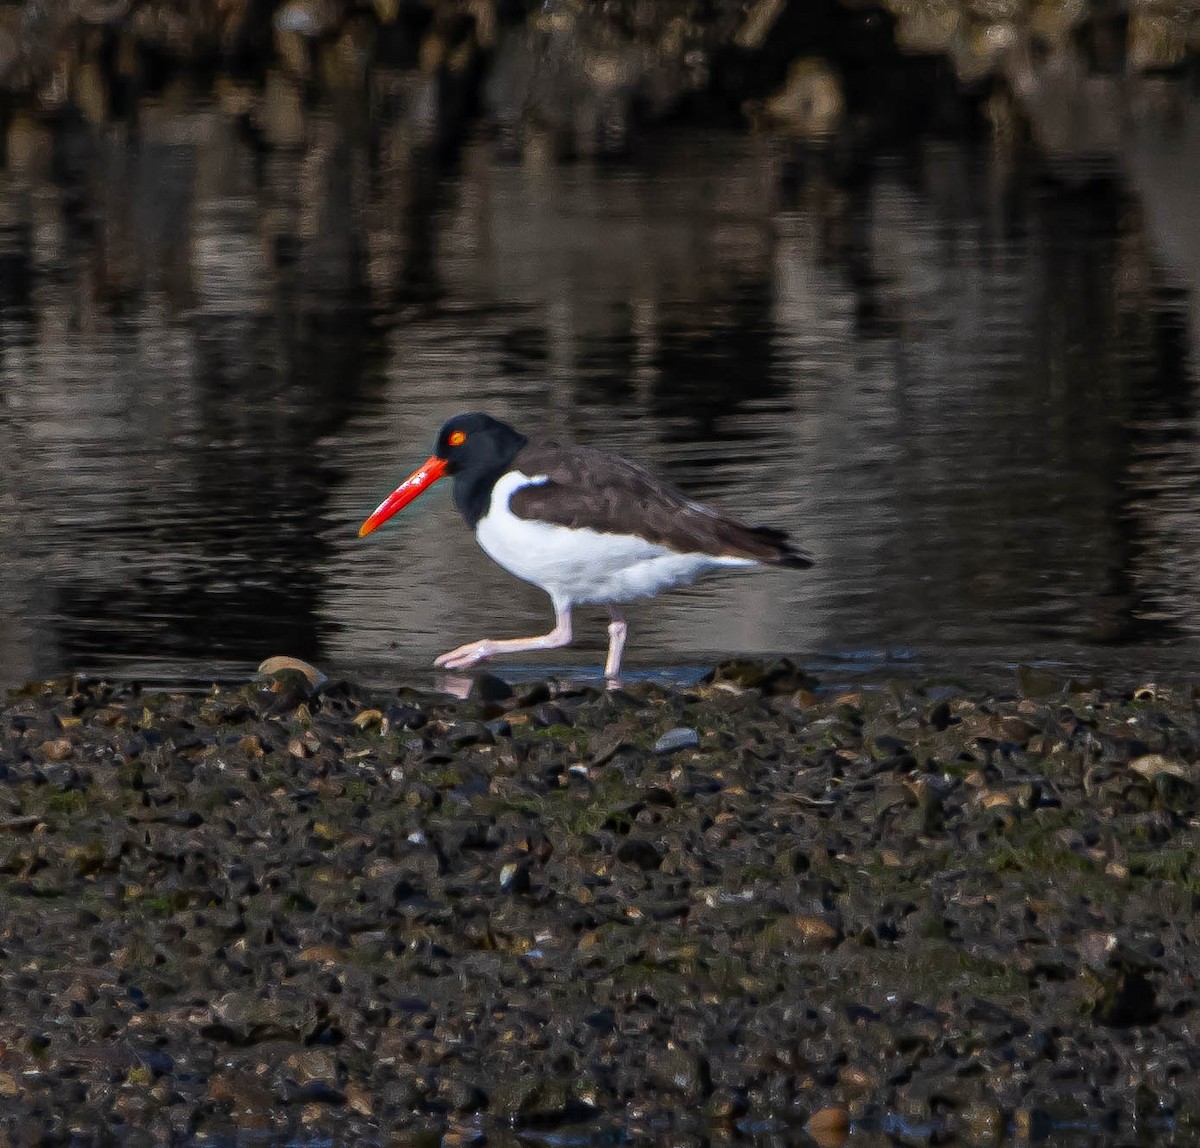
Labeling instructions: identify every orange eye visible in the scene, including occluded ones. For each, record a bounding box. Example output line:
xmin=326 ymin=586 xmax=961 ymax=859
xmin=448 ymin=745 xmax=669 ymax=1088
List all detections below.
xmin=448 ymin=430 xmax=467 ymax=447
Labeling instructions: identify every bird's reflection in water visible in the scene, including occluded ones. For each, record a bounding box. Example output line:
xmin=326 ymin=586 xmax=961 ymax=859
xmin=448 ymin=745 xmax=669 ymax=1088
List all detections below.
xmin=436 ymin=673 xmax=474 ymax=700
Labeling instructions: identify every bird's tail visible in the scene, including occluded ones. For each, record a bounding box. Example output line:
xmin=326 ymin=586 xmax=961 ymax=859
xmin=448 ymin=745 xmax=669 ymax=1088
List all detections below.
xmin=744 ymin=525 xmax=814 ymax=569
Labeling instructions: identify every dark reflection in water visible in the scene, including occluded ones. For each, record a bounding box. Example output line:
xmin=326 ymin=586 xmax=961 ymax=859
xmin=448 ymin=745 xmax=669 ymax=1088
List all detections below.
xmin=0 ymin=88 xmax=1198 ymax=688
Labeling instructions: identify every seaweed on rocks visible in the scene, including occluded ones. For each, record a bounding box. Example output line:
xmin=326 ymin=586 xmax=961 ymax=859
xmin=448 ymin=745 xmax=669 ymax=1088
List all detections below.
xmin=1 ymin=664 xmax=1200 ymax=1141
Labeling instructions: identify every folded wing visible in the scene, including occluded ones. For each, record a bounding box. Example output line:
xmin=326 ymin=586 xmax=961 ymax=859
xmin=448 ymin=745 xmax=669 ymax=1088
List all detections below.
xmin=508 ymin=442 xmax=813 ymax=568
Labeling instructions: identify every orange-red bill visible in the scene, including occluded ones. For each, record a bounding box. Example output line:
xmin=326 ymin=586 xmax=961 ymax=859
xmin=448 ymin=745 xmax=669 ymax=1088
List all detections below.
xmin=358 ymin=455 xmax=448 ymax=537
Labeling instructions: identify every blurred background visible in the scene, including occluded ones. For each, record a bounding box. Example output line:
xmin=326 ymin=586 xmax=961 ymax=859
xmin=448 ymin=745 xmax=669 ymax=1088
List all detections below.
xmin=0 ymin=0 xmax=1198 ymax=687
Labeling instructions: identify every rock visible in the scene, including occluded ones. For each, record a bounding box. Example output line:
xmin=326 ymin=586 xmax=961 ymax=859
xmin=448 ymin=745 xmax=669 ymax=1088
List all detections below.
xmin=345 ymin=1082 xmax=373 ymax=1116
xmin=1129 ymin=754 xmax=1190 ymax=781
xmin=352 ymin=708 xmax=384 ymax=730
xmin=1128 ymin=6 xmax=1191 ymax=70
xmin=733 ymin=0 xmax=784 ymax=47
xmin=442 ymin=1113 xmax=487 ymax=1145
xmin=654 ymin=727 xmax=700 ymax=755
xmin=1013 ymin=1107 xmax=1054 ymax=1140
xmin=958 ymin=1100 xmax=1005 ymax=1141
xmin=275 ymin=0 xmax=340 ymax=38
xmin=500 ymin=1077 xmax=576 ymax=1126
xmin=385 ymin=703 xmax=427 ymax=731
xmin=40 ymin=737 xmax=73 ymax=761
xmin=836 ymin=1065 xmax=874 ymax=1090
xmin=645 ymin=1047 xmax=710 ymax=1096
xmin=515 ymin=682 xmax=553 ymax=708
xmin=893 ymin=2 xmax=960 ymax=53
xmin=499 ymin=861 xmax=531 ymax=892
xmin=788 ymin=915 xmax=842 ymax=950
xmin=998 ymin=716 xmax=1036 ymax=746
xmin=471 ymin=673 xmax=514 ymax=703
xmin=807 ymin=1105 xmax=850 ymax=1147
xmin=707 ymin=1086 xmax=749 ymax=1121
xmin=236 ymin=733 xmax=266 ymax=757
xmin=256 ymin=669 xmax=321 ymax=713
xmin=758 ymin=57 xmax=845 ymax=139
xmin=2 ymin=666 xmax=1200 ymax=1134
xmin=616 ymin=838 xmax=663 ymax=870
xmin=1089 ymin=965 xmax=1160 ymax=1027
xmin=257 ymin=655 xmax=326 ymax=689
xmin=703 ymin=657 xmax=816 ymax=694
xmin=1030 ymin=0 xmax=1087 ymax=49
xmin=446 ymin=721 xmax=495 ymax=748
xmin=532 ymin=702 xmax=571 ymax=728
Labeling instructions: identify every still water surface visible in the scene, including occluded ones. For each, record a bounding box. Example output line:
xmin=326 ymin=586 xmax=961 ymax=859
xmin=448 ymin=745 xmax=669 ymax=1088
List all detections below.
xmin=1 ymin=95 xmax=1198 ymax=689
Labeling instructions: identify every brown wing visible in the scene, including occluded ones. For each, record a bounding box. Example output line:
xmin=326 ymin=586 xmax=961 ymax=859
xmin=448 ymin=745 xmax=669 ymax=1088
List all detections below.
xmin=508 ymin=441 xmax=813 ymax=568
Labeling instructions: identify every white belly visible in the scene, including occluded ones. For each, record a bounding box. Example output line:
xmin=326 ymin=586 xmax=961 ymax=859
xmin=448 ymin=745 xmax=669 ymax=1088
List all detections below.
xmin=475 ymin=471 xmax=755 ymax=609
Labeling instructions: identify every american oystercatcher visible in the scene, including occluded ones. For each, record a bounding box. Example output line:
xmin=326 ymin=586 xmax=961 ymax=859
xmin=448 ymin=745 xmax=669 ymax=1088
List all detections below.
xmin=358 ymin=413 xmax=812 ymax=683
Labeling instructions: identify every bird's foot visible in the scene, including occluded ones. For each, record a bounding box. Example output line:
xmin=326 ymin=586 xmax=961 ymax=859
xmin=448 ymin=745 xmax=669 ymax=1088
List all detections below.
xmin=434 ymin=640 xmax=496 ymax=671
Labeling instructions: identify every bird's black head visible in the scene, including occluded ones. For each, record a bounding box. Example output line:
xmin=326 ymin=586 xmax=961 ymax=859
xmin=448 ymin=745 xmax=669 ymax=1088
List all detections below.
xmin=434 ymin=413 xmax=526 ymax=473
xmin=358 ymin=413 xmax=528 ymax=538
xmin=434 ymin=413 xmax=528 ymax=527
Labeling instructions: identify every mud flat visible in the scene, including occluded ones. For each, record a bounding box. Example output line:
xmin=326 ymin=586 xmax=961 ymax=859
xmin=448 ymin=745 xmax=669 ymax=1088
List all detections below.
xmin=1 ymin=658 xmax=1199 ymax=1144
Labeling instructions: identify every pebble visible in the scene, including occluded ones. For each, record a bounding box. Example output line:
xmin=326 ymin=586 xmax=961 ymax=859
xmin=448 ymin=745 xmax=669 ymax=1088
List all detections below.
xmin=807 ymin=1105 xmax=850 ymax=1147
xmin=498 ymin=861 xmax=531 ymax=891
xmin=532 ymin=702 xmax=571 ymax=728
xmin=40 ymin=737 xmax=73 ymax=761
xmin=616 ymin=838 xmax=663 ymax=870
xmin=790 ymin=915 xmax=842 ymax=950
xmin=386 ymin=704 xmax=427 ymax=731
xmin=352 ymin=708 xmax=383 ymax=730
xmin=1130 ymin=753 xmax=1190 ymax=780
xmin=959 ymin=1100 xmax=1005 ymax=1141
xmin=1013 ymin=1107 xmax=1054 ymax=1140
xmin=446 ymin=721 xmax=494 ymax=748
xmin=645 ymin=1047 xmax=708 ymax=1095
xmin=257 ymin=655 xmax=326 ymax=688
xmin=470 ymin=673 xmax=514 ymax=703
xmin=654 ymin=727 xmax=700 ymax=754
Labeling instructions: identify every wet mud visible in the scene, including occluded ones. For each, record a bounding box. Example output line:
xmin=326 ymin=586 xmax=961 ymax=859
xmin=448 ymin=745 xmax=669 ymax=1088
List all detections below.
xmin=1 ymin=659 xmax=1199 ymax=1144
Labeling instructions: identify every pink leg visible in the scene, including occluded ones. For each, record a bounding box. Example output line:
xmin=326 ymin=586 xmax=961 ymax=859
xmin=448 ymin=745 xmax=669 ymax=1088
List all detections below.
xmin=434 ymin=605 xmax=573 ymax=671
xmin=604 ymin=606 xmax=628 ymax=687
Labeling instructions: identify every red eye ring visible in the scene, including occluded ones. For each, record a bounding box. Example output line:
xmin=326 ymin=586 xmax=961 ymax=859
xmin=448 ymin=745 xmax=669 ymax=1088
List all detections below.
xmin=448 ymin=430 xmax=467 ymax=447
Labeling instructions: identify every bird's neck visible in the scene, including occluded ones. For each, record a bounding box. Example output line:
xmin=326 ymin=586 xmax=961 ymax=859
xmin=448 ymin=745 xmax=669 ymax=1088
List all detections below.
xmin=453 ymin=432 xmax=528 ymax=529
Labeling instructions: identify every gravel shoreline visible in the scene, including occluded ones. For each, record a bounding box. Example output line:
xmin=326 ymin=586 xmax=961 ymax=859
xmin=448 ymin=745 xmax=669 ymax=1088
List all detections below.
xmin=1 ymin=659 xmax=1199 ymax=1144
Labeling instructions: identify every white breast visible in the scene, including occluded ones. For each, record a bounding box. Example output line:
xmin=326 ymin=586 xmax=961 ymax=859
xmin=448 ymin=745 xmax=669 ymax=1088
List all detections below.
xmin=475 ymin=470 xmax=755 ymax=609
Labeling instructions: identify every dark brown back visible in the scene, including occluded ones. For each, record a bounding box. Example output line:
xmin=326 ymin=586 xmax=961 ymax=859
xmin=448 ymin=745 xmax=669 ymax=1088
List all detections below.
xmin=507 ymin=441 xmax=812 ymax=567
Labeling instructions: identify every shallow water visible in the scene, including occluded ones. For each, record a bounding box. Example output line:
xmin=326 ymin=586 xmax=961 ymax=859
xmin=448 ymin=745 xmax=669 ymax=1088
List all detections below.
xmin=1 ymin=90 xmax=1199 ymax=690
